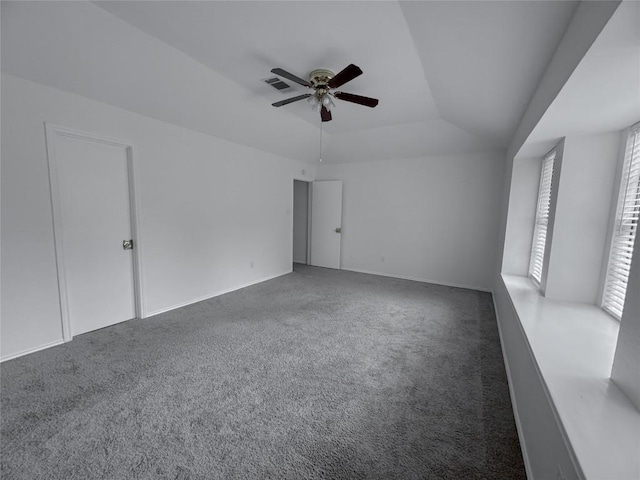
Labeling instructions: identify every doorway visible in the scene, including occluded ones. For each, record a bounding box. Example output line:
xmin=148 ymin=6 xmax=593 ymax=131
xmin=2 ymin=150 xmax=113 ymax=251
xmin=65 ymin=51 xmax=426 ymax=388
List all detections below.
xmin=293 ymin=179 xmax=310 ymax=266
xmin=309 ymin=180 xmax=343 ymax=269
xmin=46 ymin=124 xmax=142 ymax=340
xmin=293 ymin=179 xmax=344 ymax=270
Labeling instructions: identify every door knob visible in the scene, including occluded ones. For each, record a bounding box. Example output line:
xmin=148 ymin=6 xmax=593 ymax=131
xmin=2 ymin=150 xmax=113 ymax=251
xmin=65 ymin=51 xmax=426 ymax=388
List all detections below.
xmin=123 ymin=239 xmax=134 ymax=250
xmin=335 ymin=228 xmax=342 ymax=233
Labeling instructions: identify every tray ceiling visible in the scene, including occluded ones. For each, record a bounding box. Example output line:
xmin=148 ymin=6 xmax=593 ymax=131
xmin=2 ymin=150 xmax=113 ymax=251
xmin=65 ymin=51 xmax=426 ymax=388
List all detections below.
xmin=2 ymin=1 xmax=579 ymax=163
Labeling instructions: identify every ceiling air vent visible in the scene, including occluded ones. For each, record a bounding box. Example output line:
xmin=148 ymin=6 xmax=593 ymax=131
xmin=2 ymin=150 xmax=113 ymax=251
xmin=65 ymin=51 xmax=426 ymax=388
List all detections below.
xmin=263 ymin=77 xmax=292 ymax=92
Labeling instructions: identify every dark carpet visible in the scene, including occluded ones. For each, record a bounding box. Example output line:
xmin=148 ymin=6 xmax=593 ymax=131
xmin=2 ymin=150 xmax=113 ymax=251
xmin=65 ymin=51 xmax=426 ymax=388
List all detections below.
xmin=1 ymin=265 xmax=525 ymax=479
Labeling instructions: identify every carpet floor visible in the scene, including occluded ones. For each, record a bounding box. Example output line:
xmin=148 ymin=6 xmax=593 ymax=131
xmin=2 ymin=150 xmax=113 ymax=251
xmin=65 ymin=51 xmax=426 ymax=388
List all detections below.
xmin=1 ymin=265 xmax=525 ymax=479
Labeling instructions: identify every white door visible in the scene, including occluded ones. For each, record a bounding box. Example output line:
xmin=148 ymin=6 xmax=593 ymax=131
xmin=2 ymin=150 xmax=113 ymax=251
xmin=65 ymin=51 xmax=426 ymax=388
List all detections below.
xmin=310 ymin=180 xmax=343 ymax=269
xmin=50 ymin=129 xmax=137 ymax=337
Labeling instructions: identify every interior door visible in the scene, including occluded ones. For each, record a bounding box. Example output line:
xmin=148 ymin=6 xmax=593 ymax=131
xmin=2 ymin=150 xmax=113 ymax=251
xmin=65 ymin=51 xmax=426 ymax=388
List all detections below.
xmin=310 ymin=180 xmax=343 ymax=269
xmin=52 ymin=132 xmax=136 ymax=336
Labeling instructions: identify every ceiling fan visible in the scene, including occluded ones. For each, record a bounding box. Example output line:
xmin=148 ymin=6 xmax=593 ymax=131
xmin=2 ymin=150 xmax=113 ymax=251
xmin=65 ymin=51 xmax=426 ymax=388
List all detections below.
xmin=270 ymin=64 xmax=379 ymax=122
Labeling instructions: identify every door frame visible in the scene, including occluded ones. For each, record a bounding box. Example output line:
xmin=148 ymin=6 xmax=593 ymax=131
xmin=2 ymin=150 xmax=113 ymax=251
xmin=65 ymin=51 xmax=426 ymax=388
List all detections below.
xmin=44 ymin=122 xmax=145 ymax=341
xmin=292 ymin=176 xmax=312 ymax=265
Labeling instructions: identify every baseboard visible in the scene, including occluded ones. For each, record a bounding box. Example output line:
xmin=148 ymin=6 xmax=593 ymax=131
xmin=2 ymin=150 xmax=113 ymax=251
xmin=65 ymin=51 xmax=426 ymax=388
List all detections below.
xmin=492 ymin=291 xmax=534 ymax=480
xmin=145 ymin=270 xmax=292 ymax=318
xmin=1 ymin=338 xmax=65 ymax=363
xmin=342 ymin=267 xmax=492 ymax=293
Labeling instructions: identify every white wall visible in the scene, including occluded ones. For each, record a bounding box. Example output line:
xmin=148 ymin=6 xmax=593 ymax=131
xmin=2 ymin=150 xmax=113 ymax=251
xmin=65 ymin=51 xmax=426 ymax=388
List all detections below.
xmin=317 ymin=152 xmax=505 ymax=291
xmin=544 ymin=132 xmax=620 ymax=303
xmin=292 ymin=180 xmax=309 ymax=264
xmin=1 ymin=73 xmax=314 ymax=360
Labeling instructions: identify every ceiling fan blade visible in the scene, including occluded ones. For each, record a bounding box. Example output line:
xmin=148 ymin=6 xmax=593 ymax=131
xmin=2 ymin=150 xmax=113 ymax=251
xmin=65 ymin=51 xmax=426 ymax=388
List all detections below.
xmin=272 ymin=94 xmax=312 ymax=107
xmin=334 ymin=91 xmax=379 ymax=108
xmin=321 ymin=106 xmax=332 ymax=122
xmin=271 ymin=68 xmax=312 ymax=88
xmin=327 ymin=64 xmax=363 ymax=89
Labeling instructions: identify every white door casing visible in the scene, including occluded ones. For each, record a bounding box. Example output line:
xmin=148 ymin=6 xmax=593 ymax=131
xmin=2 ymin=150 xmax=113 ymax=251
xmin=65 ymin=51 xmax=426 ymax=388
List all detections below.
xmin=310 ymin=180 xmax=343 ymax=269
xmin=45 ymin=124 xmax=143 ymax=340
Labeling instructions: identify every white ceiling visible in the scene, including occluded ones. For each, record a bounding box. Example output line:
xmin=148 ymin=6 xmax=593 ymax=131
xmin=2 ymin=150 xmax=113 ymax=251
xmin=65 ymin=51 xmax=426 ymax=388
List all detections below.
xmin=92 ymin=1 xmax=440 ymax=133
xmin=2 ymin=1 xmax=580 ymax=163
xmin=520 ymin=0 xmax=640 ymax=158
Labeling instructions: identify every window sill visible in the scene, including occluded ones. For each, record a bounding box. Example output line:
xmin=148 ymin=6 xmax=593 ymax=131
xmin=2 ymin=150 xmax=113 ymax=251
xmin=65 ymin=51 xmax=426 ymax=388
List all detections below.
xmin=501 ymin=274 xmax=640 ymax=479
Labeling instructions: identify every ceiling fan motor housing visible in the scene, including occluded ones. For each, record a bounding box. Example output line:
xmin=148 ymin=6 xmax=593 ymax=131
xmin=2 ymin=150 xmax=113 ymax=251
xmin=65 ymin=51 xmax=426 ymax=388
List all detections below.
xmin=309 ymin=69 xmax=335 ymax=95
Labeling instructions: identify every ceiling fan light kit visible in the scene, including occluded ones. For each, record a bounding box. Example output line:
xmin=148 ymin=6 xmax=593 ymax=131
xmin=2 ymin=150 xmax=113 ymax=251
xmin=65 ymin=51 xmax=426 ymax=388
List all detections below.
xmin=270 ymin=64 xmax=379 ymax=123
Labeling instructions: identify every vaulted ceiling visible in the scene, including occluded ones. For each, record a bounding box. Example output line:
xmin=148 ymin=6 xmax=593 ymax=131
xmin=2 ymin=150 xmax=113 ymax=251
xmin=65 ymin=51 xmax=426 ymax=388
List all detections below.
xmin=2 ymin=1 xmax=579 ymax=163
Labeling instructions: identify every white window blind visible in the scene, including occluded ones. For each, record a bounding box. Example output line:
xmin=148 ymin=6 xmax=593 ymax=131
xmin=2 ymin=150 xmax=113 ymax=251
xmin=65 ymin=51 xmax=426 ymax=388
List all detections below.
xmin=603 ymin=124 xmax=640 ymax=320
xmin=529 ymin=150 xmax=556 ymax=285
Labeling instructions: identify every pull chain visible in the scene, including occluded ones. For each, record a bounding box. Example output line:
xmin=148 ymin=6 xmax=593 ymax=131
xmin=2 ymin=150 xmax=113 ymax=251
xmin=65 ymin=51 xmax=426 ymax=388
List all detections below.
xmin=319 ymin=120 xmax=323 ymax=162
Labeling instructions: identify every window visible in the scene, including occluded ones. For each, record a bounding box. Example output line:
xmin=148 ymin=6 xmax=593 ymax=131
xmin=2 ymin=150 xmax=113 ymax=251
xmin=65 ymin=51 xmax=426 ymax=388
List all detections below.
xmin=529 ymin=150 xmax=556 ymax=285
xmin=602 ymin=123 xmax=640 ymax=320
